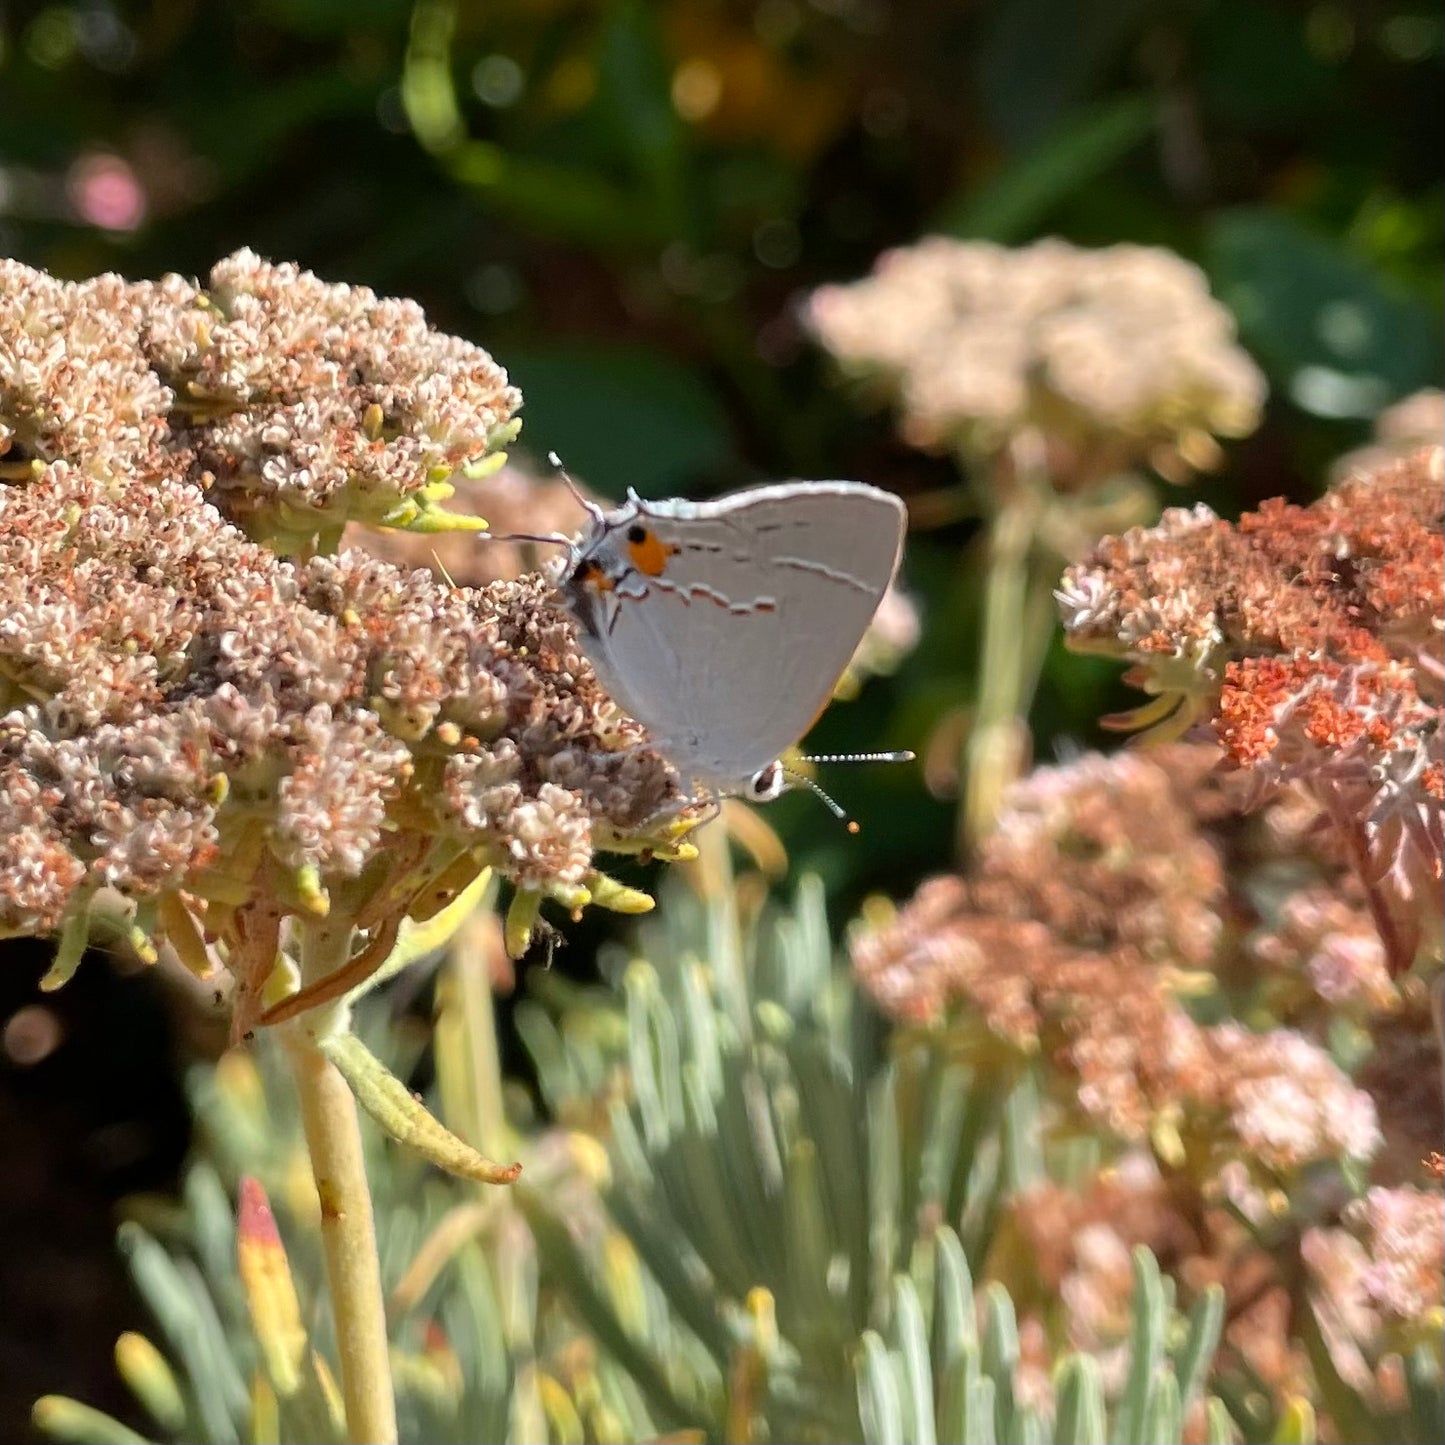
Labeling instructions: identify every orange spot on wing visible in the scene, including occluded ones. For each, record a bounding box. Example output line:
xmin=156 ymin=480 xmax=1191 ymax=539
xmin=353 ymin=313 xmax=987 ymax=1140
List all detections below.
xmin=627 ymin=529 xmax=677 ymax=577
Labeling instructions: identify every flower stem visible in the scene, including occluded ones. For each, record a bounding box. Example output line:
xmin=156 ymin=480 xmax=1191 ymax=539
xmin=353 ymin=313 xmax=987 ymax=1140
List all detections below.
xmin=960 ymin=431 xmax=1052 ymax=855
xmin=455 ymin=908 xmax=508 ymax=1159
xmin=283 ymin=925 xmax=398 ymax=1445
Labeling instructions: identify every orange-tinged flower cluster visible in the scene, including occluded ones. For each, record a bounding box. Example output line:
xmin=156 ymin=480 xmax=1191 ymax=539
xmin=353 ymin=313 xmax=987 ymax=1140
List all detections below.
xmin=852 ymin=747 xmax=1386 ymax=1180
xmin=1059 ymin=448 xmax=1444 ymax=973
xmin=1302 ymin=1185 xmax=1445 ymax=1404
xmin=855 ymin=742 xmax=1441 ymax=1429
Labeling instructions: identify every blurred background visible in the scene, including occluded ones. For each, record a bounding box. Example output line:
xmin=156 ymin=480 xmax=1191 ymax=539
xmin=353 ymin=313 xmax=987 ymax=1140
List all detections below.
xmin=1 ymin=0 xmax=1442 ymax=1437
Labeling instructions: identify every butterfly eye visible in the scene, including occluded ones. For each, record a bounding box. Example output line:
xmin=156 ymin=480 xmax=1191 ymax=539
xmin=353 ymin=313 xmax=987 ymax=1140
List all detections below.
xmin=745 ymin=761 xmax=786 ymax=802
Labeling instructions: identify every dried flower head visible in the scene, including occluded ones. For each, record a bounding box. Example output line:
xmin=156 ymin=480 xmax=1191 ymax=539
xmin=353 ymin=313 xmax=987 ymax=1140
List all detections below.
xmin=852 ymin=746 xmax=1383 ymax=1179
xmin=1006 ymin=1155 xmax=1200 ymax=1377
xmin=1302 ymin=1186 xmax=1444 ymax=1400
xmin=0 ymin=459 xmax=686 ymax=934
xmin=1332 ymin=388 xmax=1445 ymax=481
xmin=1059 ymin=448 xmax=1444 ymax=972
xmin=807 ymin=237 xmax=1264 ymax=484
xmin=2 ymin=250 xmax=520 ymax=556
xmin=0 ymin=261 xmax=172 ymax=478
xmin=2 ymin=258 xmax=696 ymax=1028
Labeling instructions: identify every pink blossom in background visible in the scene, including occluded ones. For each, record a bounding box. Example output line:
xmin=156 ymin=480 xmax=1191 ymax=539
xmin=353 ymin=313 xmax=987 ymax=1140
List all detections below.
xmin=66 ymin=152 xmax=146 ymax=231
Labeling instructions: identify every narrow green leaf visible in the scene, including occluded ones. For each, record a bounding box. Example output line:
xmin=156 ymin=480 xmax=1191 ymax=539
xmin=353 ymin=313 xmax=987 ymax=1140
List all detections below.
xmin=916 ymin=1062 xmax=972 ymax=1222
xmin=1053 ymin=1354 xmax=1106 ymax=1445
xmin=1173 ymin=1284 xmax=1225 ymax=1413
xmin=320 ymin=1031 xmax=521 ymax=1184
xmin=857 ymin=1331 xmax=905 ymax=1445
xmin=932 ymin=1226 xmax=978 ymax=1374
xmin=968 ymin=1373 xmax=998 ymax=1445
xmin=999 ymin=1067 xmax=1046 ymax=1194
xmin=786 ymin=1033 xmax=867 ymax=1314
xmin=516 ymin=1198 xmax=712 ymax=1433
xmin=1012 ymin=1402 xmax=1049 ymax=1445
xmin=785 ymin=1139 xmax=840 ymax=1334
xmin=868 ymin=1066 xmax=903 ymax=1322
xmin=118 ymin=1224 xmax=244 ymax=1443
xmin=1116 ymin=1248 xmax=1167 ymax=1445
xmin=1141 ymin=1369 xmax=1184 ymax=1445
xmin=624 ymin=962 xmax=676 ymax=1151
xmin=937 ymin=1347 xmax=973 ymax=1445
xmin=679 ymin=961 xmax=724 ymax=1100
xmin=605 ymin=1186 xmax=733 ymax=1361
xmin=32 ymin=1398 xmax=149 ymax=1445
xmin=980 ymin=1283 xmax=1019 ymax=1442
xmin=891 ymin=1277 xmax=938 ymax=1445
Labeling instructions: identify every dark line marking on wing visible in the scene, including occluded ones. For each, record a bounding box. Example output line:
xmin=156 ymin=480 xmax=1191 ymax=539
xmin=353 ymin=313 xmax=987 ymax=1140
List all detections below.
xmin=773 ymin=555 xmax=876 ymax=593
xmin=645 ymin=575 xmax=778 ymax=613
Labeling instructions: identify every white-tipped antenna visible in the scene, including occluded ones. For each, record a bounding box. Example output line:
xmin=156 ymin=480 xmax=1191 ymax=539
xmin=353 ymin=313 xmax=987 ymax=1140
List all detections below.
xmin=798 ymin=750 xmax=916 ymax=766
xmin=547 ymin=450 xmax=607 ymax=526
xmin=785 ymin=750 xmax=915 ymax=835
xmin=475 ymin=525 xmax=575 ymax=547
xmin=781 ymin=767 xmax=861 ymax=834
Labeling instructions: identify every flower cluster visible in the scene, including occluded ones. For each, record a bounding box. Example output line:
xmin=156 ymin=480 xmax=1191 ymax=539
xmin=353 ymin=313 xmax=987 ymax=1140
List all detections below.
xmin=1 ymin=250 xmax=520 ymax=554
xmin=1302 ymin=1186 xmax=1444 ymax=1405
xmin=0 ymin=260 xmax=172 ymax=479
xmin=0 ymin=459 xmax=685 ymax=931
xmin=852 ymin=746 xmax=1390 ymax=1180
xmin=1332 ymin=388 xmax=1445 ymax=481
xmin=807 ymin=237 xmax=1264 ymax=483
xmin=854 ymin=741 xmax=1440 ymax=1427
xmin=2 ymin=257 xmax=696 ymax=1026
xmin=1004 ymin=1152 xmax=1320 ymax=1412
xmin=1058 ymin=447 xmax=1444 ymax=973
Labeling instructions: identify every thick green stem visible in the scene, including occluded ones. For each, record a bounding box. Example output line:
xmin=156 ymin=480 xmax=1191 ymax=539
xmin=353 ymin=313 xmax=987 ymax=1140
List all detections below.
xmin=960 ymin=434 xmax=1053 ymax=855
xmin=283 ymin=925 xmax=398 ymax=1445
xmin=456 ymin=908 xmax=508 ymax=1159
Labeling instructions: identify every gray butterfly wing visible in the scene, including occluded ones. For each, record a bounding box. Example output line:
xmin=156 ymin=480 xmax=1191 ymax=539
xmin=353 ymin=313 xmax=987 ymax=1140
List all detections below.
xmin=583 ymin=482 xmax=905 ymax=790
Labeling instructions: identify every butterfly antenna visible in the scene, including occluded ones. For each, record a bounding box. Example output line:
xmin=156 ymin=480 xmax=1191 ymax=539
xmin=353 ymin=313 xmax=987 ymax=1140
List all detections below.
xmin=547 ymin=450 xmax=607 ymax=525
xmin=798 ymin=750 xmax=916 ymax=766
xmin=476 ymin=526 xmax=575 ymax=547
xmin=782 ymin=767 xmax=862 ymax=833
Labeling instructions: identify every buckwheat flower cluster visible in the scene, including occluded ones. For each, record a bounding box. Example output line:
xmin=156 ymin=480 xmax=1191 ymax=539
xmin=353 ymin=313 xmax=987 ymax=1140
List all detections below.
xmin=1006 ymin=1155 xmax=1199 ymax=1378
xmin=0 ymin=454 xmax=686 ymax=1013
xmin=1302 ymin=1186 xmax=1444 ymax=1401
xmin=142 ymin=249 xmax=522 ymax=550
xmin=807 ymin=237 xmax=1264 ymax=483
xmin=0 ymin=260 xmax=172 ymax=478
xmin=851 ymin=747 xmax=1382 ymax=1181
xmin=2 ymin=250 xmax=521 ymax=557
xmin=1333 ymin=388 xmax=1445 ymax=481
xmin=1059 ymin=447 xmax=1444 ymax=973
